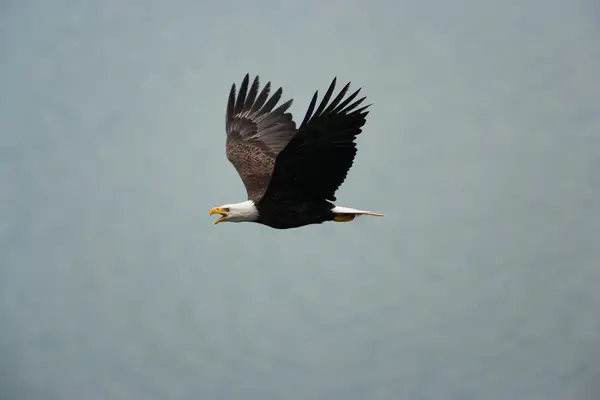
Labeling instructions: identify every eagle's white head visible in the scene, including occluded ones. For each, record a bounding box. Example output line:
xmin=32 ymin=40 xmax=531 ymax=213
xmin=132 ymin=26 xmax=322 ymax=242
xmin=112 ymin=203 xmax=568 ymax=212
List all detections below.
xmin=209 ymin=200 xmax=259 ymax=225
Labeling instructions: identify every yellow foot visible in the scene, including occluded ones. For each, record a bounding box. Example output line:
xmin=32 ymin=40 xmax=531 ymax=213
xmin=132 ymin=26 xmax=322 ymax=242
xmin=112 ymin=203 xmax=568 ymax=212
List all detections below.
xmin=334 ymin=214 xmax=355 ymax=222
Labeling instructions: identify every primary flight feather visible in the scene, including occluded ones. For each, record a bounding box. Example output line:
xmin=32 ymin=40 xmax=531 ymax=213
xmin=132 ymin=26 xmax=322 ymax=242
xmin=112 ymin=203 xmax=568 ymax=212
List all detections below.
xmin=210 ymin=74 xmax=384 ymax=229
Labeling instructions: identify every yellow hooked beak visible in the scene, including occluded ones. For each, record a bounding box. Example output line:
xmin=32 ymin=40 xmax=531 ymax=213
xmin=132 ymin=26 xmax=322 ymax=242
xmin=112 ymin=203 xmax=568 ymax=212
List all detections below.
xmin=209 ymin=207 xmax=228 ymax=225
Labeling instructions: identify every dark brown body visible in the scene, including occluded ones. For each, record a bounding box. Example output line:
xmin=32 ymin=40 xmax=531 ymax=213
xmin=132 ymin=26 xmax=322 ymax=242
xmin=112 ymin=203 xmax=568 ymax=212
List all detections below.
xmin=256 ymin=197 xmax=335 ymax=229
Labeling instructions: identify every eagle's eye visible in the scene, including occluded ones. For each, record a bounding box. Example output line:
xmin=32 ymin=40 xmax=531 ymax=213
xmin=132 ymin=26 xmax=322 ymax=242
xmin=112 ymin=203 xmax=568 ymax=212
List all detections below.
xmin=224 ymin=207 xmax=230 ymax=212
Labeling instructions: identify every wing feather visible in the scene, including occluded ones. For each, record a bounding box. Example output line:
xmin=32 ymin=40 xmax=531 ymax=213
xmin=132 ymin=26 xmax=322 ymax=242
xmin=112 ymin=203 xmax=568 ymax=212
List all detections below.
xmin=225 ymin=74 xmax=297 ymax=200
xmin=266 ymin=78 xmax=371 ymax=202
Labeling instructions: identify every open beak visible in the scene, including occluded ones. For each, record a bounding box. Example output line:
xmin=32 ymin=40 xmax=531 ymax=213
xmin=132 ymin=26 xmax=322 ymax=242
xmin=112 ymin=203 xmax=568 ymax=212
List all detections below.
xmin=209 ymin=207 xmax=228 ymax=225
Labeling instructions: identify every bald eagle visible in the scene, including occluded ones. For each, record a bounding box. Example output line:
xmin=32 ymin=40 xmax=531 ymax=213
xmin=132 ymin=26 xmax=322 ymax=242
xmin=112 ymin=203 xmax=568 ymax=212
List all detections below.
xmin=209 ymin=74 xmax=383 ymax=229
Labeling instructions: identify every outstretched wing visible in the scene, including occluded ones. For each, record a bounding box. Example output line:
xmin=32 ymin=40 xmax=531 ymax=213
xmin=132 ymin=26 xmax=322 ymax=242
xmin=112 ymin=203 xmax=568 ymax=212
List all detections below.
xmin=225 ymin=74 xmax=297 ymax=200
xmin=265 ymin=78 xmax=370 ymax=202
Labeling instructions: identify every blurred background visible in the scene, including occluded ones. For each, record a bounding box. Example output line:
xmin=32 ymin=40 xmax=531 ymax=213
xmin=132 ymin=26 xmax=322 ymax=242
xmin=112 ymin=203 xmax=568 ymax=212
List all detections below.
xmin=1 ymin=0 xmax=599 ymax=399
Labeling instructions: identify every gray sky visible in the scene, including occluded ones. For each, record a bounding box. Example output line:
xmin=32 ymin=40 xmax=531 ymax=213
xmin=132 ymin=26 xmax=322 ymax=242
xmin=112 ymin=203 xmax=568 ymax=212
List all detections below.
xmin=2 ymin=0 xmax=599 ymax=399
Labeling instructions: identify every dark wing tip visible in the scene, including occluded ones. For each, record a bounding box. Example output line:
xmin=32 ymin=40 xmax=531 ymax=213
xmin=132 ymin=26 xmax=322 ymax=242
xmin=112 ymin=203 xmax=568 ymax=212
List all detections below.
xmin=226 ymin=82 xmax=237 ymax=130
xmin=225 ymin=74 xmax=297 ymax=150
xmin=234 ymin=74 xmax=251 ymax=115
xmin=300 ymin=77 xmax=369 ymax=128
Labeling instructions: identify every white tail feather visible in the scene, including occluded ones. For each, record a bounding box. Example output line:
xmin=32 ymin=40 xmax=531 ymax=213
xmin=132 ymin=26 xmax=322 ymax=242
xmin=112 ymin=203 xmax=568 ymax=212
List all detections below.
xmin=332 ymin=206 xmax=384 ymax=217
